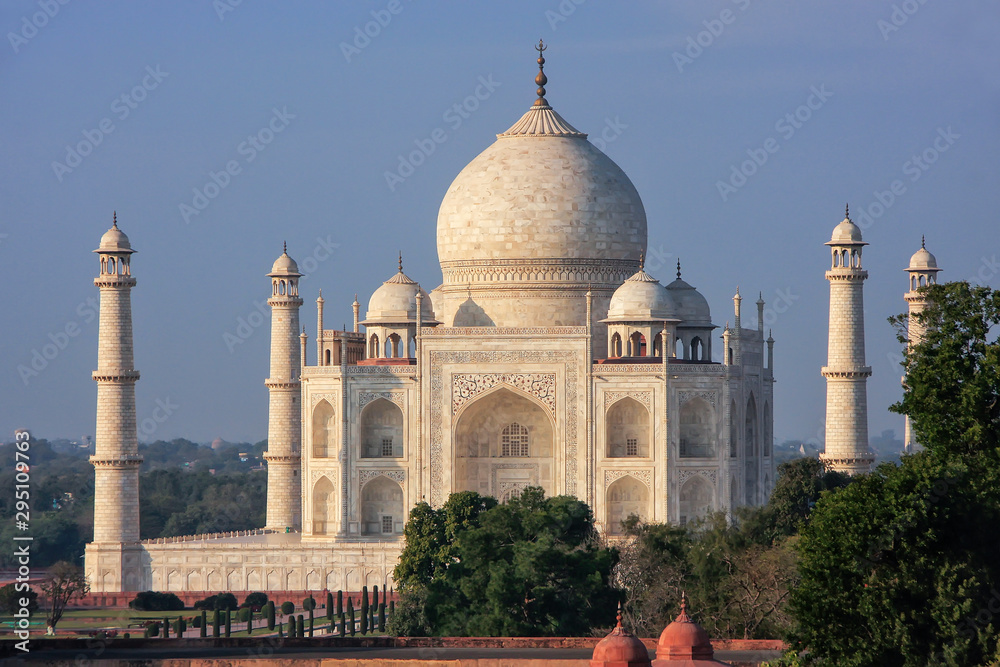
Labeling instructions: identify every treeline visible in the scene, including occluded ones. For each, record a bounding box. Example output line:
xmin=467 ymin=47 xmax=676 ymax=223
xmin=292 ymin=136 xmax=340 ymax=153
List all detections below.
xmin=0 ymin=437 xmax=266 ymax=567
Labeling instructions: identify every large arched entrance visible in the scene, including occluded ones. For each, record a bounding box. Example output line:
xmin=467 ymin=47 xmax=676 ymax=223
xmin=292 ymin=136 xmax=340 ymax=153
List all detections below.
xmin=360 ymin=476 xmax=403 ymax=536
xmin=605 ymin=475 xmax=649 ymax=535
xmin=453 ymin=387 xmax=554 ymax=498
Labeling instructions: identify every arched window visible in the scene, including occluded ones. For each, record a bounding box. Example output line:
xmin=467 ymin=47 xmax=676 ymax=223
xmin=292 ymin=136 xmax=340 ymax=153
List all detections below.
xmin=500 ymin=423 xmax=529 ymax=457
xmin=606 ymin=397 xmax=650 ymax=458
xmin=832 ymin=251 xmax=839 ymax=268
xmin=361 ymin=398 xmax=403 ymax=458
xmin=652 ymin=332 xmax=663 ymax=357
xmin=729 ymin=400 xmax=738 ymax=457
xmin=680 ymin=398 xmax=715 ymax=458
xmin=676 ymin=337 xmax=686 ymax=360
xmin=610 ymin=333 xmax=622 ymax=358
xmin=324 ymin=349 xmax=331 ymax=365
xmin=312 ymin=400 xmax=335 ymax=458
xmin=312 ymin=477 xmax=336 ymax=535
xmin=368 ymin=334 xmax=380 ymax=359
xmin=679 ymin=476 xmax=714 ymax=526
xmin=606 ymin=475 xmax=649 ymax=535
xmin=690 ymin=337 xmax=703 ymax=361
xmin=628 ymin=332 xmax=646 ymax=357
xmin=360 ymin=476 xmax=403 ymax=535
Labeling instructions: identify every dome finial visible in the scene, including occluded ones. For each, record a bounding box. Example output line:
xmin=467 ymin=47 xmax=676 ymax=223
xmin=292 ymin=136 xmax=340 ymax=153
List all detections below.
xmin=615 ymin=601 xmax=623 ymax=628
xmin=680 ymin=591 xmax=689 ymax=619
xmin=283 ymin=240 xmax=287 ymax=255
xmin=845 ymin=203 xmax=850 ymax=221
xmin=398 ymin=251 xmax=403 ymax=273
xmin=676 ymin=258 xmax=681 ymax=280
xmin=921 ymin=234 xmax=925 ymax=249
xmin=112 ymin=211 xmax=118 ymax=229
xmin=533 ymin=39 xmax=548 ymax=107
xmin=638 ymin=250 xmax=644 ymax=270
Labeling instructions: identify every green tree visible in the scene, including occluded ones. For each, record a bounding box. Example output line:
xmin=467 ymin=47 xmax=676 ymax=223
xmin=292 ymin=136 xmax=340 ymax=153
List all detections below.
xmin=392 ymin=487 xmax=618 ymax=637
xmin=39 ymin=561 xmax=89 ymax=630
xmin=889 ymin=281 xmax=1000 ymax=459
xmin=0 ymin=583 xmax=39 ymax=616
xmin=790 ymin=454 xmax=1000 ymax=666
xmin=755 ymin=457 xmax=850 ymax=542
xmin=243 ymin=591 xmax=268 ymax=610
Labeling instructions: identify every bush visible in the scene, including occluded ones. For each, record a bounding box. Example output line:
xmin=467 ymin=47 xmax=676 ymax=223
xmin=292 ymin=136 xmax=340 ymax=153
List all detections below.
xmin=192 ymin=614 xmax=202 ymax=628
xmin=123 ymin=632 xmax=130 ymax=639
xmin=281 ymin=601 xmax=295 ymax=615
xmin=303 ymin=595 xmax=316 ymax=611
xmin=243 ymin=592 xmax=268 ymax=610
xmin=216 ymin=592 xmax=239 ymax=611
xmin=266 ymin=601 xmax=276 ymax=630
xmin=236 ymin=607 xmax=250 ymax=623
xmin=129 ymin=591 xmax=185 ymax=611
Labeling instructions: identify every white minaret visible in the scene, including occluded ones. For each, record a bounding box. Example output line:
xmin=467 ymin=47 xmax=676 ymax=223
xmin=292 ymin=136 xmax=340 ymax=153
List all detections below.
xmin=820 ymin=206 xmax=875 ymax=475
xmin=264 ymin=243 xmax=303 ymax=531
xmin=85 ymin=213 xmax=144 ymax=592
xmin=903 ymin=237 xmax=941 ymax=454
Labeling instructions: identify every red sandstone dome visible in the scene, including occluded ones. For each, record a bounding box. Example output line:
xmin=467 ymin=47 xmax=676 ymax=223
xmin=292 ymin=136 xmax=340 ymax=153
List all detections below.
xmin=652 ymin=595 xmax=730 ymax=666
xmin=590 ymin=605 xmax=651 ymax=667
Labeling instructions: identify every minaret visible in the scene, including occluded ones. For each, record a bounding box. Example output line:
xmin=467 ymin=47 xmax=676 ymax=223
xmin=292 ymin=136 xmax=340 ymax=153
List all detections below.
xmin=264 ymin=243 xmax=303 ymax=531
xmin=820 ymin=206 xmax=875 ymax=475
xmin=86 ymin=213 xmax=143 ymax=592
xmin=903 ymin=237 xmax=941 ymax=454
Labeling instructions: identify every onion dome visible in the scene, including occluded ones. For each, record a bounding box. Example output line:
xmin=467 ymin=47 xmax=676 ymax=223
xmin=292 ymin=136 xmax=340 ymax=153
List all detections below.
xmin=826 ymin=204 xmax=866 ymax=246
xmin=604 ymin=257 xmax=677 ymax=322
xmin=94 ymin=212 xmax=135 ymax=254
xmin=655 ymin=595 xmax=724 ymax=664
xmin=436 ymin=40 xmax=645 ymax=293
xmin=907 ymin=237 xmax=940 ymax=271
xmin=591 ymin=604 xmax=651 ymax=667
xmin=362 ymin=256 xmax=437 ymax=325
xmin=666 ymin=260 xmax=712 ymax=326
xmin=268 ymin=242 xmax=301 ymax=277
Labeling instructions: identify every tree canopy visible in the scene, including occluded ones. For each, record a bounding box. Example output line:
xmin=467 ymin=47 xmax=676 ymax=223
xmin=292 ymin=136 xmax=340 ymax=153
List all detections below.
xmin=390 ymin=487 xmax=619 ymax=637
xmin=890 ymin=281 xmax=1000 ymax=459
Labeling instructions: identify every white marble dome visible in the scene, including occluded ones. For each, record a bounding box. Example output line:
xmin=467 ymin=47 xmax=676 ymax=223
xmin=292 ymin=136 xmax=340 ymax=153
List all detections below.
xmin=95 ymin=215 xmax=134 ymax=254
xmin=666 ymin=277 xmax=712 ymax=326
xmin=605 ymin=269 xmax=677 ymax=322
xmin=269 ymin=250 xmax=300 ymax=276
xmin=908 ymin=245 xmax=939 ymax=270
xmin=829 ymin=216 xmax=864 ymax=244
xmin=436 ymin=105 xmax=647 ymax=279
xmin=364 ymin=269 xmax=436 ymax=324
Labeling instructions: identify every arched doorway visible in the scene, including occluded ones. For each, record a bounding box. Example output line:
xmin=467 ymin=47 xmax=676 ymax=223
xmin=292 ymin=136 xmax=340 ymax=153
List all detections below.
xmin=360 ymin=476 xmax=403 ymax=535
xmin=606 ymin=397 xmax=650 ymax=458
xmin=312 ymin=476 xmax=336 ymax=535
xmin=679 ymin=475 xmax=714 ymax=525
xmin=312 ymin=400 xmax=335 ymax=458
xmin=605 ymin=475 xmax=649 ymax=535
xmin=360 ymin=398 xmax=403 ymax=458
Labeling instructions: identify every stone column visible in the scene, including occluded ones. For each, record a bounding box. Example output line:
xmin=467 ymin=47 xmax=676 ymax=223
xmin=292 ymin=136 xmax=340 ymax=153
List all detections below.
xmin=264 ymin=247 xmax=303 ymax=531
xmin=820 ymin=210 xmax=875 ymax=475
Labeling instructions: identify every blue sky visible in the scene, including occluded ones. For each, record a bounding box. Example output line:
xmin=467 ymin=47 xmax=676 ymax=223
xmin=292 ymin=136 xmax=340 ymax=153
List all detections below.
xmin=2 ymin=1 xmax=998 ymax=446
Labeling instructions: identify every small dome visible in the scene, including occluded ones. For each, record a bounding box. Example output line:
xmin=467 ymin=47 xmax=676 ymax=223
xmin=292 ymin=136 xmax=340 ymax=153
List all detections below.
xmin=94 ymin=214 xmax=134 ymax=254
xmin=666 ymin=277 xmax=712 ymax=327
xmin=364 ymin=269 xmax=436 ymax=325
xmin=829 ymin=217 xmax=863 ymax=244
xmin=908 ymin=241 xmax=939 ymax=271
xmin=268 ymin=244 xmax=301 ymax=276
xmin=656 ymin=597 xmax=715 ymax=661
xmin=604 ymin=269 xmax=677 ymax=322
xmin=590 ymin=608 xmax=650 ymax=667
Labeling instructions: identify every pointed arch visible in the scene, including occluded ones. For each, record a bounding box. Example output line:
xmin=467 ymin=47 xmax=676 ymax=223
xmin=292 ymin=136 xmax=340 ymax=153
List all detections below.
xmin=606 ymin=475 xmax=649 ymax=535
xmin=368 ymin=333 xmax=380 ymax=359
xmin=729 ymin=399 xmax=738 ymax=458
xmin=312 ymin=476 xmax=336 ymax=535
xmin=360 ymin=475 xmax=403 ymax=535
xmin=763 ymin=400 xmax=772 ymax=457
xmin=680 ymin=397 xmax=715 ymax=458
xmin=312 ymin=399 xmax=336 ymax=458
xmin=610 ymin=332 xmax=622 ymax=358
xmin=606 ymin=396 xmax=650 ymax=458
xmin=361 ymin=398 xmax=403 ymax=458
xmin=679 ymin=475 xmax=714 ymax=526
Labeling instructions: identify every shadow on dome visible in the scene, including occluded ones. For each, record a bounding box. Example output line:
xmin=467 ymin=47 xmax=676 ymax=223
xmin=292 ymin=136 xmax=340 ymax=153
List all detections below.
xmin=453 ymin=297 xmax=495 ymax=327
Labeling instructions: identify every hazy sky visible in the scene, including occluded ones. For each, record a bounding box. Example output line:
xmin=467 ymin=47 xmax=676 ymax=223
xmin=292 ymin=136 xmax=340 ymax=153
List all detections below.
xmin=3 ymin=1 xmax=998 ymax=447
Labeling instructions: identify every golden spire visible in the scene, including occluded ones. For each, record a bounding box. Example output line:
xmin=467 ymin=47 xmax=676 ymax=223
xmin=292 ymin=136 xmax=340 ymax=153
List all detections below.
xmin=533 ymin=39 xmax=548 ymax=107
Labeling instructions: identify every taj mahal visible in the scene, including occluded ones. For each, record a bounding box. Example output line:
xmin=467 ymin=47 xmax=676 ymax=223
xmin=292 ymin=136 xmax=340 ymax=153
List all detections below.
xmin=84 ymin=44 xmax=936 ymax=595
